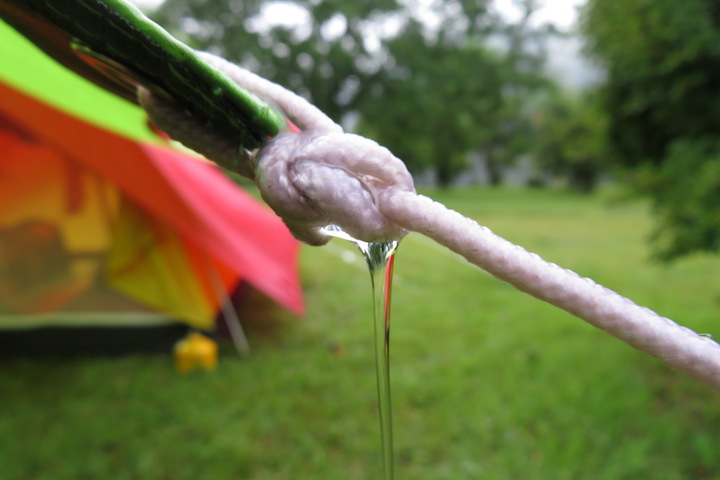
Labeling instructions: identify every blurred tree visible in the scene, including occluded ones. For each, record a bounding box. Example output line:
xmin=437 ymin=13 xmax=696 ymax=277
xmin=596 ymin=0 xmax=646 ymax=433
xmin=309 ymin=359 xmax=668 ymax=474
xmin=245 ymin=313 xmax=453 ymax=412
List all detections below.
xmin=581 ymin=0 xmax=720 ymax=258
xmin=359 ymin=0 xmax=551 ymax=186
xmin=532 ymin=91 xmax=608 ymax=193
xmin=481 ymin=0 xmax=549 ymax=185
xmin=151 ymin=0 xmax=400 ymax=122
xmin=358 ymin=24 xmax=508 ymax=186
xmin=150 ymin=0 xmax=550 ymax=186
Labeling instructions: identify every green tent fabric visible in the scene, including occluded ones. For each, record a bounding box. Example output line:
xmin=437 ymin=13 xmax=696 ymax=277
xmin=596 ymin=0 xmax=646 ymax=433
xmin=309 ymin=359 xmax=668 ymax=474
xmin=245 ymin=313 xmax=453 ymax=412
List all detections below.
xmin=0 ymin=19 xmax=155 ymax=142
xmin=0 ymin=0 xmax=285 ymax=152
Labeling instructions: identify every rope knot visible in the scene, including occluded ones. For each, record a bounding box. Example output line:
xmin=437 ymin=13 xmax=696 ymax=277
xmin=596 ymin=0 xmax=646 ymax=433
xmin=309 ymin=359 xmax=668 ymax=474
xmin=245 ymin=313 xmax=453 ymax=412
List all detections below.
xmin=255 ymin=131 xmax=415 ymax=245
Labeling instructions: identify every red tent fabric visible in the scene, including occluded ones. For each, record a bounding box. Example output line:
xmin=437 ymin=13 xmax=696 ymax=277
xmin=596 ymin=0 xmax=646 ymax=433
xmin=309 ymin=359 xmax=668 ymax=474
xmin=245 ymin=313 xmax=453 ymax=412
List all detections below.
xmin=0 ymin=80 xmax=304 ymax=322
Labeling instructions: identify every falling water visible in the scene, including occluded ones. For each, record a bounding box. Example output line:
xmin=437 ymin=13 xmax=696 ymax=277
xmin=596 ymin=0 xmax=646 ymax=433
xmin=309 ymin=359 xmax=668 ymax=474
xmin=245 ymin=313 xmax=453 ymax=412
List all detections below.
xmin=322 ymin=226 xmax=399 ymax=480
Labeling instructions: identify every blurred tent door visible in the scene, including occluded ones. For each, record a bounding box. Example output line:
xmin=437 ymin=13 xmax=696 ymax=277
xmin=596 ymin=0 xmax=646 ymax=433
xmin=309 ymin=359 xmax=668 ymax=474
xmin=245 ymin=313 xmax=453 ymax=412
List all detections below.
xmin=0 ymin=22 xmax=303 ymax=356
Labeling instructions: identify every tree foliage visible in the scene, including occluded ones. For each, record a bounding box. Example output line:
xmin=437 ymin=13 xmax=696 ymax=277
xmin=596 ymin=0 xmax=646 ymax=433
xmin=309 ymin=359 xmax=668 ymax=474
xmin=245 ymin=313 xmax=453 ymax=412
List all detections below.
xmin=358 ymin=25 xmax=509 ymax=185
xmin=359 ymin=0 xmax=549 ymax=186
xmin=150 ymin=0 xmax=551 ymax=186
xmin=581 ymin=0 xmax=720 ymax=258
xmin=153 ymin=0 xmax=400 ymax=122
xmin=531 ymin=91 xmax=608 ymax=193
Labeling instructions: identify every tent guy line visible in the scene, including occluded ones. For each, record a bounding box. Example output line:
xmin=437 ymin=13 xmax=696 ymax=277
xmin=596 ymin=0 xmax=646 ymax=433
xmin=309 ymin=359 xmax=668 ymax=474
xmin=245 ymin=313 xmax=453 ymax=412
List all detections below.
xmin=144 ymin=50 xmax=720 ymax=390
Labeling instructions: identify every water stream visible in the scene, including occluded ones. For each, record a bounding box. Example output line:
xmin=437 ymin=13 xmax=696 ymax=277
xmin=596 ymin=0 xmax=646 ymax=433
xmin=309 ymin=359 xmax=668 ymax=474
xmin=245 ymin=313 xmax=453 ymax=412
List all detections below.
xmin=322 ymin=226 xmax=399 ymax=480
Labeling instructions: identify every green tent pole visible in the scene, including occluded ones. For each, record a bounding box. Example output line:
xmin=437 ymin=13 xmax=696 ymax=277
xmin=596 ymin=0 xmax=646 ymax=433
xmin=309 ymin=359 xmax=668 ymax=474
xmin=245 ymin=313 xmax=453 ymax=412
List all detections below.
xmin=0 ymin=0 xmax=285 ymax=154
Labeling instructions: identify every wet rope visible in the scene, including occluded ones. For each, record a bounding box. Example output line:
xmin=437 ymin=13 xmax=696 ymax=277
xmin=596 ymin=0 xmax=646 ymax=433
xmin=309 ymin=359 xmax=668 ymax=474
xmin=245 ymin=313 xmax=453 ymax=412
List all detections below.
xmin=140 ymin=53 xmax=720 ymax=389
xmin=381 ymin=190 xmax=720 ymax=387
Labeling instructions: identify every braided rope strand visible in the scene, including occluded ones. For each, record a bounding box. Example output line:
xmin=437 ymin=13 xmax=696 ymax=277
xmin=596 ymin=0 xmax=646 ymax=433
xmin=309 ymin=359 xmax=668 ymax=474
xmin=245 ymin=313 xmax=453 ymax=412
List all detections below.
xmin=139 ymin=52 xmax=720 ymax=389
xmin=197 ymin=53 xmax=342 ymax=135
xmin=381 ymin=189 xmax=720 ymax=388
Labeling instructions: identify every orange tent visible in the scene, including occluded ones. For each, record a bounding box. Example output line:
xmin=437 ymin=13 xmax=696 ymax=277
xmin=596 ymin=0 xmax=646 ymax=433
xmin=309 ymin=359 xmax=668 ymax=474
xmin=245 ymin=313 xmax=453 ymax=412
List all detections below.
xmin=0 ymin=24 xmax=303 ymax=341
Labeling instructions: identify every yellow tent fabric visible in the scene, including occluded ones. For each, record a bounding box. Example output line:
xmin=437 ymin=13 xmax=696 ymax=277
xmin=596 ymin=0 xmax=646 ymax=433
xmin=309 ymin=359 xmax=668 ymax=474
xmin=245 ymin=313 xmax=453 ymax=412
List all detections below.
xmin=105 ymin=200 xmax=237 ymax=329
xmin=0 ymin=126 xmax=237 ymax=330
xmin=0 ymin=132 xmax=117 ymax=314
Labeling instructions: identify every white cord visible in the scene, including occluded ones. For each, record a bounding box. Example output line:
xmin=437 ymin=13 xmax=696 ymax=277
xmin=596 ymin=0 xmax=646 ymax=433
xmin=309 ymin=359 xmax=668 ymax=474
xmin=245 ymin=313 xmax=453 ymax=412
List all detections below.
xmin=381 ymin=189 xmax=720 ymax=388
xmin=139 ymin=52 xmax=720 ymax=389
xmin=197 ymin=53 xmax=343 ymax=135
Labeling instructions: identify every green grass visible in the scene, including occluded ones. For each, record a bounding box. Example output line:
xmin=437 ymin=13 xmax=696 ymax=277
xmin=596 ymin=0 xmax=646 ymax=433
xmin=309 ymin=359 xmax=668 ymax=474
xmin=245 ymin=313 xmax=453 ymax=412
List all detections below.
xmin=2 ymin=187 xmax=720 ymax=479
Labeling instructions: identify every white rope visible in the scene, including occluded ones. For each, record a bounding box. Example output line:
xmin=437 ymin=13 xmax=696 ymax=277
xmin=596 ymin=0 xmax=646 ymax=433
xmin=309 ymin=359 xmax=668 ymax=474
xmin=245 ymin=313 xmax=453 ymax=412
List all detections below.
xmin=381 ymin=189 xmax=720 ymax=388
xmin=254 ymin=131 xmax=415 ymax=245
xmin=192 ymin=54 xmax=416 ymax=245
xmin=197 ymin=52 xmax=342 ymax=135
xmin=139 ymin=52 xmax=720 ymax=389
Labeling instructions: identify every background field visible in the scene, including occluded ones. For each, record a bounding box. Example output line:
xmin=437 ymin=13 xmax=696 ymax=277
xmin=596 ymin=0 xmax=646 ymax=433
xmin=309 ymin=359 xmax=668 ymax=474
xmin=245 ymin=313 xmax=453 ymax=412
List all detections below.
xmin=2 ymin=187 xmax=719 ymax=479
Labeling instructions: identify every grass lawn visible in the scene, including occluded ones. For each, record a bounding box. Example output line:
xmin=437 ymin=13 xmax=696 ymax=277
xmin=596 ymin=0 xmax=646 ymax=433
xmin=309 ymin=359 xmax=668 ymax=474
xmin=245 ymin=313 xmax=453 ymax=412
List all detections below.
xmin=2 ymin=187 xmax=719 ymax=479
